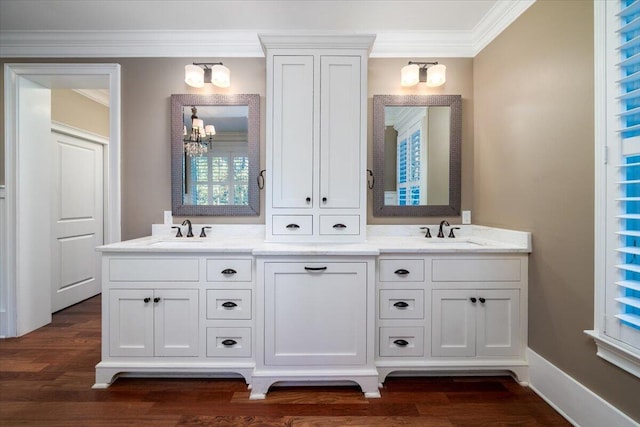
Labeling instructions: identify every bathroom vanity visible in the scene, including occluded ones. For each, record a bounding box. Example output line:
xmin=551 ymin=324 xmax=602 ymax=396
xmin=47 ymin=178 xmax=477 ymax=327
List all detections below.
xmin=94 ymin=225 xmax=531 ymax=399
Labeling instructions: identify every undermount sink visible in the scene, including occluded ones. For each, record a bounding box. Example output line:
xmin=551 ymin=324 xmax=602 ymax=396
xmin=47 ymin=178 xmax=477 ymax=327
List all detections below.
xmin=150 ymin=239 xmax=208 ymax=247
xmin=422 ymin=240 xmax=484 ymax=248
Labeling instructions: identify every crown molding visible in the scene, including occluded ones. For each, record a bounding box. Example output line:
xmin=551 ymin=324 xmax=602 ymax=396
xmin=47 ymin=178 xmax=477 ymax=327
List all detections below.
xmin=472 ymin=0 xmax=536 ymax=56
xmin=0 ymin=2 xmax=535 ymax=59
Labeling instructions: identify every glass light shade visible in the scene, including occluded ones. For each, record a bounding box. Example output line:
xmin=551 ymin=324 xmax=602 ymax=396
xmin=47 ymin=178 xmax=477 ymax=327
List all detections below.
xmin=205 ymin=125 xmax=216 ymax=136
xmin=426 ymin=63 xmax=446 ymax=87
xmin=192 ymin=118 xmax=204 ymax=130
xmin=185 ymin=64 xmax=204 ymax=88
xmin=210 ymin=64 xmax=231 ymax=88
xmin=401 ymin=63 xmax=420 ymax=87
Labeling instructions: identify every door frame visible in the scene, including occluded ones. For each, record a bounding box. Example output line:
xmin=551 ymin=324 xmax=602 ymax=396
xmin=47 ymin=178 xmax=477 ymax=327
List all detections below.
xmin=2 ymin=63 xmax=121 ymax=337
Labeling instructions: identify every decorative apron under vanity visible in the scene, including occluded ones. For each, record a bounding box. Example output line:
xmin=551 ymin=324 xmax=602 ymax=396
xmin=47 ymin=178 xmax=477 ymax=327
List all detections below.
xmin=93 ymin=224 xmax=531 ymax=399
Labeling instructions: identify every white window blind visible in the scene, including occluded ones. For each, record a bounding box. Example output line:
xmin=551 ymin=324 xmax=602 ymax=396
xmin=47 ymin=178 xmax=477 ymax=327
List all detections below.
xmin=589 ymin=0 xmax=640 ymax=377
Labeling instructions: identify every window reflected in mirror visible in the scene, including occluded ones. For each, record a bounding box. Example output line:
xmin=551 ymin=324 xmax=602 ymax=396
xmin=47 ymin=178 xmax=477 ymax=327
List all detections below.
xmin=372 ymin=95 xmax=461 ymax=217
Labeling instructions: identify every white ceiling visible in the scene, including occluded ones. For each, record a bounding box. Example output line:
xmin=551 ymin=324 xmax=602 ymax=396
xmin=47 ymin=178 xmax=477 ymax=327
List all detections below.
xmin=0 ymin=0 xmax=535 ymax=57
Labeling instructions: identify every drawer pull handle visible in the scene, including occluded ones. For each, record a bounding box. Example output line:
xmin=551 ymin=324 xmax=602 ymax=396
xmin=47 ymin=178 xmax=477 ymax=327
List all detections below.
xmin=470 ymin=297 xmax=477 ymax=303
xmin=221 ymin=301 xmax=238 ymax=308
xmin=221 ymin=339 xmax=237 ymax=346
xmin=479 ymin=297 xmax=486 ymax=304
xmin=393 ymin=339 xmax=409 ymax=347
xmin=221 ymin=268 xmax=237 ymax=275
xmin=393 ymin=301 xmax=409 ymax=308
xmin=286 ymin=223 xmax=300 ymax=229
xmin=153 ymin=297 xmax=161 ymax=303
xmin=143 ymin=297 xmax=151 ymax=303
xmin=304 ymin=266 xmax=327 ymax=272
xmin=333 ymin=223 xmax=347 ymax=229
xmin=394 ymin=269 xmax=410 ymax=275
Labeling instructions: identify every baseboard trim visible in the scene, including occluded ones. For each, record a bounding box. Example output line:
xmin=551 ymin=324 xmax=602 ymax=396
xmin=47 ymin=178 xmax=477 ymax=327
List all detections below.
xmin=527 ymin=348 xmax=638 ymax=427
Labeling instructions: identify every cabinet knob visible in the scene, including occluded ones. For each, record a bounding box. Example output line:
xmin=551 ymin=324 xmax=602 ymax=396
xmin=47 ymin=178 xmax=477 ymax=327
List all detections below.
xmin=394 ymin=269 xmax=410 ymax=275
xmin=333 ymin=223 xmax=347 ymax=229
xmin=221 ymin=301 xmax=238 ymax=308
xmin=479 ymin=297 xmax=486 ymax=304
xmin=306 ymin=197 xmax=311 ymax=203
xmin=470 ymin=297 xmax=477 ymax=303
xmin=221 ymin=339 xmax=237 ymax=347
xmin=393 ymin=301 xmax=409 ymax=308
xmin=322 ymin=197 xmax=327 ymax=203
xmin=221 ymin=268 xmax=237 ymax=275
xmin=153 ymin=297 xmax=161 ymax=303
xmin=285 ymin=224 xmax=300 ymax=230
xmin=143 ymin=297 xmax=151 ymax=303
xmin=393 ymin=339 xmax=409 ymax=347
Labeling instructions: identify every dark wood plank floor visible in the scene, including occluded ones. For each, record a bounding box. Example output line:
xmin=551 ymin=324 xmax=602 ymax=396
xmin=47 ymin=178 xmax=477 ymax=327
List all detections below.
xmin=0 ymin=295 xmax=570 ymax=426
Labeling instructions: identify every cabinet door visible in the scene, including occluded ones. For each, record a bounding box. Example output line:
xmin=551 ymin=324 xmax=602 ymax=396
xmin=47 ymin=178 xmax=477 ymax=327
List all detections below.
xmin=109 ymin=289 xmax=154 ymax=357
xmin=319 ymin=55 xmax=361 ymax=209
xmin=431 ymin=289 xmax=476 ymax=357
xmin=272 ymin=55 xmax=314 ymax=208
xmin=154 ymin=289 xmax=199 ymax=357
xmin=264 ymin=262 xmax=368 ymax=366
xmin=476 ymin=289 xmax=520 ymax=357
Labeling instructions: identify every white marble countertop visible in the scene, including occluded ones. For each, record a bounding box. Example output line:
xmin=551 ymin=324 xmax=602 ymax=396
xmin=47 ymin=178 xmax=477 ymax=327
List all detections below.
xmin=97 ymin=224 xmax=531 ymax=255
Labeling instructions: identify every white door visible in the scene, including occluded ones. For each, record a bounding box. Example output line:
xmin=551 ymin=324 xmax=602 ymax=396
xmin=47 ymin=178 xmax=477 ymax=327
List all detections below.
xmin=476 ymin=289 xmax=521 ymax=357
xmin=154 ymin=289 xmax=199 ymax=357
xmin=271 ymin=55 xmax=315 ymax=208
xmin=319 ymin=55 xmax=361 ymax=209
xmin=431 ymin=289 xmax=476 ymax=357
xmin=51 ymin=129 xmax=104 ymax=312
xmin=109 ymin=289 xmax=154 ymax=357
xmin=264 ymin=262 xmax=368 ymax=366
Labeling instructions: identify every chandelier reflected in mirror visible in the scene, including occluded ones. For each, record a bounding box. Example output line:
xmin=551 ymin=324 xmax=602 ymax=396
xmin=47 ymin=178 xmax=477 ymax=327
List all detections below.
xmin=183 ymin=106 xmax=216 ymax=156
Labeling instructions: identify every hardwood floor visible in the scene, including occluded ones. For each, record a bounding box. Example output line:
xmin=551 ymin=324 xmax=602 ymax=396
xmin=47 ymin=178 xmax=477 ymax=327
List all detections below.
xmin=0 ymin=295 xmax=569 ymax=426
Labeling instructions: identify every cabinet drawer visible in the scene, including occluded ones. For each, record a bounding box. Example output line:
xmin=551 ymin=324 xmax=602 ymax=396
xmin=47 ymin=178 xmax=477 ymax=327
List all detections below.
xmin=432 ymin=258 xmax=521 ymax=282
xmin=206 ymin=290 xmax=252 ymax=320
xmin=379 ymin=259 xmax=424 ymax=282
xmin=319 ymin=215 xmax=360 ymax=235
xmin=379 ymin=289 xmax=424 ymax=319
xmin=272 ymin=215 xmax=313 ymax=235
xmin=206 ymin=327 xmax=252 ymax=358
xmin=379 ymin=327 xmax=424 ymax=357
xmin=109 ymin=258 xmax=199 ymax=282
xmin=206 ymin=259 xmax=252 ymax=282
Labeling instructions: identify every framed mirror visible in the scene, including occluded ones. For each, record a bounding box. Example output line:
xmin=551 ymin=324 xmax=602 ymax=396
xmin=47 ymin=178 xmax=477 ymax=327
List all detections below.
xmin=372 ymin=94 xmax=461 ymax=217
xmin=171 ymin=94 xmax=260 ymax=216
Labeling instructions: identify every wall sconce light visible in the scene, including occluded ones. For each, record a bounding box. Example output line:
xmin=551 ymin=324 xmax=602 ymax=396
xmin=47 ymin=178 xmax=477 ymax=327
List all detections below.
xmin=401 ymin=61 xmax=446 ymax=87
xmin=184 ymin=62 xmax=231 ymax=88
xmin=183 ymin=106 xmax=216 ymax=156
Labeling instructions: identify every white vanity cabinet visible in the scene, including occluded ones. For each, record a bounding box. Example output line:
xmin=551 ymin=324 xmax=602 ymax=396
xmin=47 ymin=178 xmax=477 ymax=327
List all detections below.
xmin=261 ymin=35 xmax=374 ymax=242
xmin=109 ymin=288 xmax=199 ymax=357
xmin=94 ymin=253 xmax=256 ymax=389
xmin=252 ymin=256 xmax=380 ymax=399
xmin=376 ymin=253 xmax=529 ymax=385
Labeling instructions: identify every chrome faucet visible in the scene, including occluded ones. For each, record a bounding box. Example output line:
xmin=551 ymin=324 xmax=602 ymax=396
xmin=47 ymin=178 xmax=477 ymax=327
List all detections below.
xmin=437 ymin=220 xmax=450 ymax=238
xmin=182 ymin=219 xmax=194 ymax=237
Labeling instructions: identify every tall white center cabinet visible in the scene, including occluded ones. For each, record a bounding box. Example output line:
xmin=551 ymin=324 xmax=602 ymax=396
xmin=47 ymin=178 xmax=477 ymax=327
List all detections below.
xmin=261 ymin=35 xmax=375 ymax=242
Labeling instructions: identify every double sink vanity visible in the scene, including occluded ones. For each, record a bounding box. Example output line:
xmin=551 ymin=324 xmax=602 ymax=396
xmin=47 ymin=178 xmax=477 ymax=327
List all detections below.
xmin=94 ymin=224 xmax=531 ymax=399
xmin=94 ymin=35 xmax=532 ymax=399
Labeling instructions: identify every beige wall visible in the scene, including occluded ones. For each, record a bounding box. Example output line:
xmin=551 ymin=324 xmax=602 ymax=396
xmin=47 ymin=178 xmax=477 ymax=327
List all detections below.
xmin=51 ymin=89 xmax=110 ymax=137
xmin=474 ymin=0 xmax=640 ymax=420
xmin=2 ymin=56 xmax=471 ymax=238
